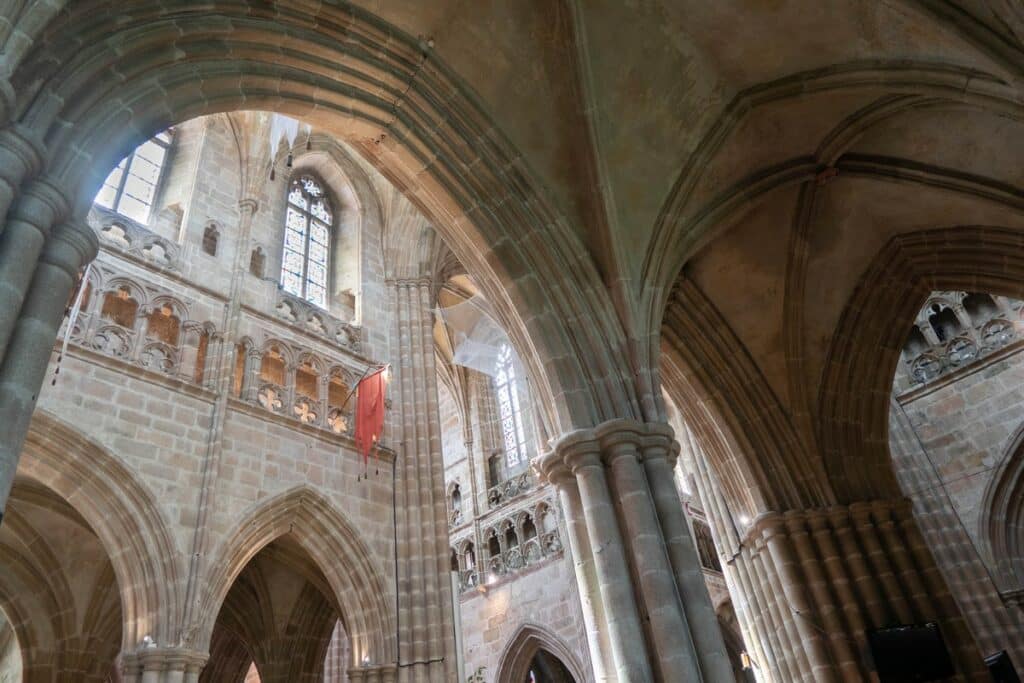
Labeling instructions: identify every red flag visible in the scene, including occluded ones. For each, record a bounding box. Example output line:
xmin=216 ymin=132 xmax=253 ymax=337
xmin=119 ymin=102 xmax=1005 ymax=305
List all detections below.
xmin=354 ymin=367 xmax=387 ymax=468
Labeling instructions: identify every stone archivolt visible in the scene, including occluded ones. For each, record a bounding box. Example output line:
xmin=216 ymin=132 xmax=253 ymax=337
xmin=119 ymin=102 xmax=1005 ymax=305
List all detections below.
xmin=0 ymin=2 xmax=1022 ymax=682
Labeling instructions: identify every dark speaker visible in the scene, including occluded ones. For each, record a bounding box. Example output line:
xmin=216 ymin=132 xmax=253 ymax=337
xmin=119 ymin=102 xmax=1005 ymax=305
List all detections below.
xmin=867 ymin=622 xmax=955 ymax=682
xmin=986 ymin=650 xmax=1020 ymax=683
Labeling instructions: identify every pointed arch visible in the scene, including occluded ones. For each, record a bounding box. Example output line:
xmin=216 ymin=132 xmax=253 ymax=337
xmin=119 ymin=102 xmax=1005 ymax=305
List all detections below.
xmin=196 ymin=485 xmax=394 ymax=667
xmin=18 ymin=409 xmax=184 ymax=650
xmin=979 ymin=421 xmax=1024 ymax=595
xmin=11 ymin=1 xmax=642 ymax=437
xmin=820 ymin=225 xmax=1024 ymax=502
xmin=494 ymin=623 xmax=585 ymax=683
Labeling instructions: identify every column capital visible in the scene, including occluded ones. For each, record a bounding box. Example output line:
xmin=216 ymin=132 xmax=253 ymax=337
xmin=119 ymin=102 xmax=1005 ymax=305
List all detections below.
xmin=41 ymin=220 xmax=100 ymax=276
xmin=594 ymin=419 xmax=644 ymax=465
xmin=11 ymin=176 xmax=71 ymax=230
xmin=534 ymin=449 xmax=573 ymax=487
xmin=0 ymin=123 xmax=46 ymax=183
xmin=238 ymin=197 xmax=259 ymax=214
xmin=131 ymin=647 xmax=208 ymax=672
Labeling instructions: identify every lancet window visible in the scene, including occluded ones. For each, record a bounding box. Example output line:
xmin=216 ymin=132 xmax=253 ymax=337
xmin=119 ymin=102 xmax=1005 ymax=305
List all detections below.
xmin=495 ymin=343 xmax=527 ymax=468
xmin=280 ymin=175 xmax=332 ymax=308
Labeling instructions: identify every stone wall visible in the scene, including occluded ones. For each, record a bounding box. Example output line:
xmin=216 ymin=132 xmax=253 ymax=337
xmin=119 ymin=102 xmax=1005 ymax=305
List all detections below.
xmin=17 ymin=113 xmax=423 ymax=680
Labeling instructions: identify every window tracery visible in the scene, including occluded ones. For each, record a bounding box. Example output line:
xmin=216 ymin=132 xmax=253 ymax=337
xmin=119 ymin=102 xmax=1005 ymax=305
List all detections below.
xmin=495 ymin=343 xmax=526 ymax=468
xmin=280 ymin=175 xmax=332 ymax=308
xmin=95 ymin=131 xmax=171 ymax=225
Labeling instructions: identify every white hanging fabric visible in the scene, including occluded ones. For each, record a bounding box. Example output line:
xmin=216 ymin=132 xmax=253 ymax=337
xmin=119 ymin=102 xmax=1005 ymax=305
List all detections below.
xmin=268 ymin=113 xmax=312 ymax=159
xmin=435 ymin=294 xmax=527 ymax=388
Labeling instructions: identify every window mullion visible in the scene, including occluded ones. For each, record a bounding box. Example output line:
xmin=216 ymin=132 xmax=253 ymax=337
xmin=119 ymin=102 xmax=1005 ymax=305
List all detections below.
xmin=114 ymin=153 xmax=134 ymax=213
xmin=302 ymin=204 xmax=313 ymax=299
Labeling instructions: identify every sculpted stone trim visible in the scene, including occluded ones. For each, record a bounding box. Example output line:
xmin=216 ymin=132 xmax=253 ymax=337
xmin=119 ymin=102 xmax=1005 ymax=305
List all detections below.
xmin=92 ymin=207 xmax=182 ymax=271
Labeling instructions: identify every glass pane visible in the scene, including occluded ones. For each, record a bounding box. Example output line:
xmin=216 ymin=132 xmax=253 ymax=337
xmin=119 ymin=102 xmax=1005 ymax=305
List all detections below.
xmin=306 ymin=283 xmax=326 ymax=308
xmin=301 ymin=176 xmax=323 ymax=196
xmin=286 ymin=207 xmax=307 ymax=234
xmin=95 ymin=183 xmax=118 ymax=209
xmin=118 ymin=195 xmax=149 ymax=224
xmin=307 ymin=261 xmax=326 ymax=286
xmin=308 ymin=241 xmax=327 ymax=265
xmin=283 ymin=249 xmax=305 ymax=275
xmin=284 ymin=228 xmax=305 ymax=252
xmin=288 ymin=185 xmax=307 ymax=209
xmin=281 ymin=270 xmax=302 ymax=296
xmin=95 ymin=159 xmax=126 ymax=208
xmin=310 ymin=221 xmax=329 ymax=245
xmin=129 ymin=156 xmax=161 ymax=184
xmin=311 ymin=200 xmax=332 ymax=223
xmin=134 ymin=140 xmax=166 ymax=167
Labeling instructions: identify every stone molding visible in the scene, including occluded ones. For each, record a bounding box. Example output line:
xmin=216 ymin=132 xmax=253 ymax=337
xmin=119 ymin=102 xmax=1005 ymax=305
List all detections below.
xmin=535 ymin=418 xmax=679 ymax=486
xmin=119 ymin=647 xmax=209 ymax=675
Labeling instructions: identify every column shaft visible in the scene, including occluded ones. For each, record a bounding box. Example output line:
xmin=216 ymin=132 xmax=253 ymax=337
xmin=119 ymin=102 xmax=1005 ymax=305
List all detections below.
xmin=555 ymin=476 xmax=614 ymax=681
xmin=573 ymin=455 xmax=653 ymax=681
xmin=0 ymin=222 xmax=96 ymax=517
xmin=643 ymin=449 xmax=733 ymax=681
xmin=606 ymin=445 xmax=702 ymax=680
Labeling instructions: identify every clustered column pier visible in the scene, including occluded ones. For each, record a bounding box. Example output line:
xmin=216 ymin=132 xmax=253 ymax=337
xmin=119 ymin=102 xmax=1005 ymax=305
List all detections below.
xmin=683 ymin=431 xmax=990 ymax=683
xmin=537 ymin=418 xmax=733 ymax=682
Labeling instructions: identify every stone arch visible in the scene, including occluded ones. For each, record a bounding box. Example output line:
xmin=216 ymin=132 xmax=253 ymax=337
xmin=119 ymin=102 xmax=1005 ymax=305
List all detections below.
xmin=11 ymin=1 xmax=639 ymax=437
xmin=979 ymin=421 xmax=1024 ymax=595
xmin=494 ymin=623 xmax=585 ymax=683
xmin=18 ymin=408 xmax=184 ymax=650
xmin=195 ymin=485 xmax=395 ymax=667
xmin=661 ymin=277 xmax=824 ymax=515
xmin=820 ymin=225 xmax=1024 ymax=503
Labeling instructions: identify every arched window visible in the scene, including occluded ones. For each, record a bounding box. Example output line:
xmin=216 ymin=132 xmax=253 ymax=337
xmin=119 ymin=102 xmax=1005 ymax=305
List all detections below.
xmin=495 ymin=343 xmax=527 ymax=468
xmin=95 ymin=130 xmax=171 ymax=225
xmin=249 ymin=246 xmax=266 ymax=278
xmin=202 ymin=224 xmax=219 ymax=256
xmin=280 ymin=175 xmax=332 ymax=308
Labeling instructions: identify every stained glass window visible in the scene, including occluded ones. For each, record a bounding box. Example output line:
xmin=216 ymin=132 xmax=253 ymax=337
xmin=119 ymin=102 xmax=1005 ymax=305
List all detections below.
xmin=280 ymin=175 xmax=332 ymax=308
xmin=94 ymin=130 xmax=172 ymax=225
xmin=495 ymin=343 xmax=527 ymax=468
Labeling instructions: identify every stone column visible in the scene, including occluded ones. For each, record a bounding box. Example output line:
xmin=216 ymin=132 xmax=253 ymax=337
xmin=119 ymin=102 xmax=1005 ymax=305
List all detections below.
xmin=0 ymin=124 xmax=45 ymax=231
xmin=641 ymin=426 xmax=733 ymax=681
xmin=0 ymin=178 xmax=69 ymax=359
xmin=390 ymin=278 xmax=456 ymax=682
xmin=541 ymin=457 xmax=614 ymax=681
xmin=0 ymin=220 xmax=97 ymax=520
xmin=122 ymin=648 xmax=207 ymax=683
xmin=599 ymin=422 xmax=702 ymax=680
xmin=562 ymin=435 xmax=653 ymax=681
xmin=732 ymin=502 xmax=990 ymax=681
xmin=538 ymin=419 xmax=740 ymax=682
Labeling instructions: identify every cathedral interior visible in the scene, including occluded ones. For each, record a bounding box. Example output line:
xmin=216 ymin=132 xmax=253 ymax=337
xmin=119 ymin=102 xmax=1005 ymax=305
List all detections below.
xmin=0 ymin=2 xmax=1023 ymax=682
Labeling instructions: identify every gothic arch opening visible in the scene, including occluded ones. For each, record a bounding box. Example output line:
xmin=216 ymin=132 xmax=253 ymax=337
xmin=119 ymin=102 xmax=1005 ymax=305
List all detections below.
xmin=196 ymin=486 xmax=394 ymax=673
xmin=0 ymin=476 xmax=122 ymax=682
xmin=200 ymin=536 xmax=344 ymax=683
xmin=494 ymin=625 xmax=585 ymax=683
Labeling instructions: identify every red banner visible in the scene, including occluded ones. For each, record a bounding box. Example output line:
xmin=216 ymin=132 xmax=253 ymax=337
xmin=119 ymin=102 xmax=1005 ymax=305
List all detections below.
xmin=354 ymin=367 xmax=387 ymax=468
